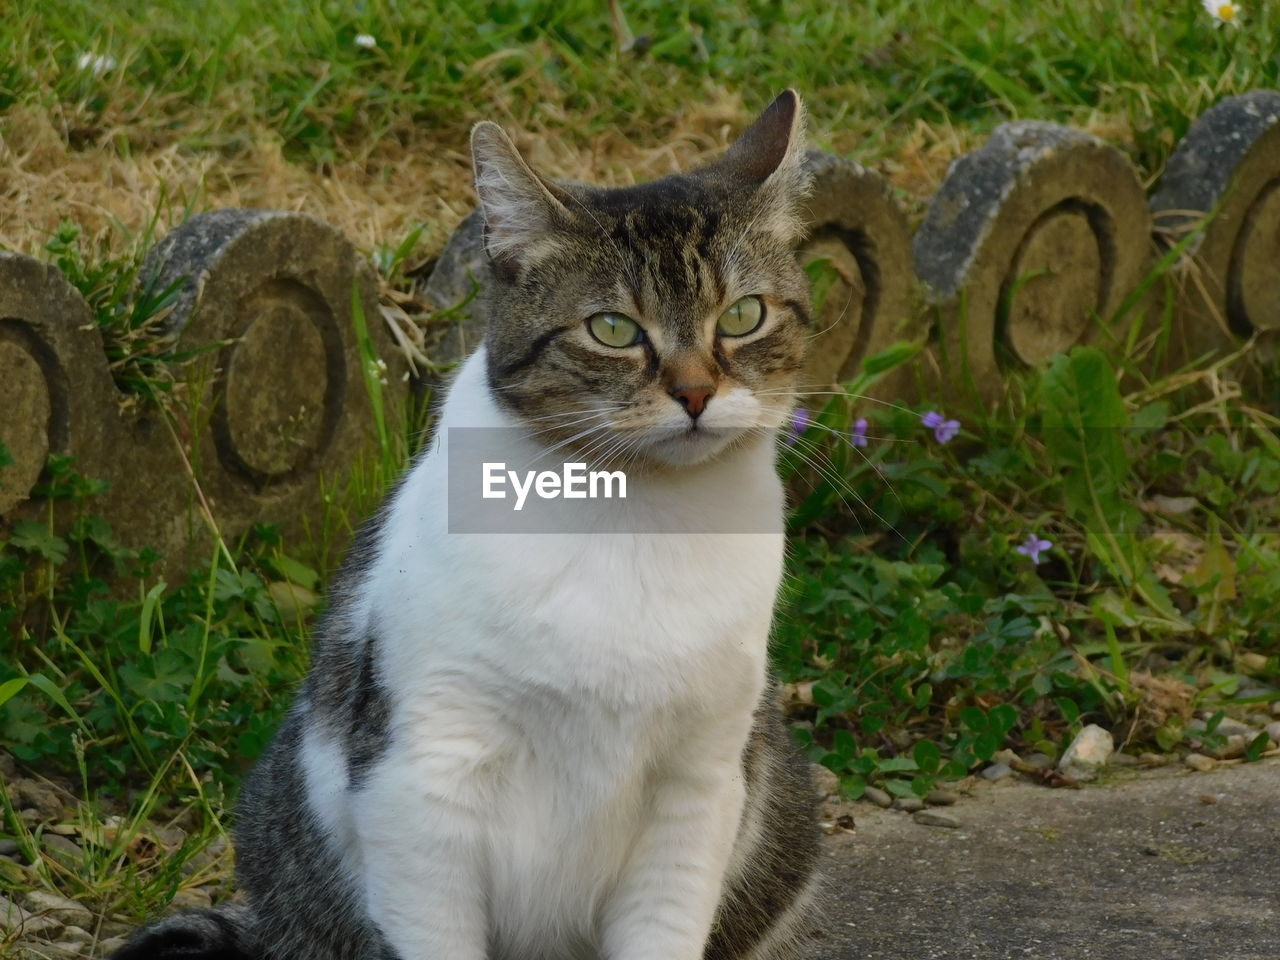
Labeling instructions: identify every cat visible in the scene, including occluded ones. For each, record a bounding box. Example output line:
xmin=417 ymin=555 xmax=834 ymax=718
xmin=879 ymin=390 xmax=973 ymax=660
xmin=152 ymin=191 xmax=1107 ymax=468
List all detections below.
xmin=114 ymin=88 xmax=820 ymax=960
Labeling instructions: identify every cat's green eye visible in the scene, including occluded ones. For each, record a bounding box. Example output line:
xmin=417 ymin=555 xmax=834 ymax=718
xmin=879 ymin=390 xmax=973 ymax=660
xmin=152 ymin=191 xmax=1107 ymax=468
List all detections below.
xmin=588 ymin=312 xmax=644 ymax=348
xmin=717 ymin=296 xmax=765 ymax=337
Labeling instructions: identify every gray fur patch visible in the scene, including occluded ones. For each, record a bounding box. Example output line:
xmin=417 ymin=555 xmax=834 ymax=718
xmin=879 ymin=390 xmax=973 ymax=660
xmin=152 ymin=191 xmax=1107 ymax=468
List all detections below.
xmin=234 ymin=712 xmax=398 ymax=960
xmin=345 ymin=633 xmax=392 ymax=788
xmin=706 ymin=685 xmax=821 ymax=960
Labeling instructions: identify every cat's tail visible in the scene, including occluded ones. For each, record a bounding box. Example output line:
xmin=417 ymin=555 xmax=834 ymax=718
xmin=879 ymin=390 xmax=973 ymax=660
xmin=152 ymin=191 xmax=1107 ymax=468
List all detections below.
xmin=110 ymin=903 xmax=260 ymax=960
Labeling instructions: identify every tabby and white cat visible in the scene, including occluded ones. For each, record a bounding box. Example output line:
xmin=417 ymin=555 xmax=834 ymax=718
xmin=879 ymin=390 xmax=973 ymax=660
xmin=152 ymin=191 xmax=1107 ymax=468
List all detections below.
xmin=116 ymin=89 xmax=820 ymax=960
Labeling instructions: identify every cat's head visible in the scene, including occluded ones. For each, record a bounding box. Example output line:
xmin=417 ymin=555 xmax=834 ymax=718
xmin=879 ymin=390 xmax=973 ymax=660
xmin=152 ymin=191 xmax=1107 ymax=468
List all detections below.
xmin=471 ymin=90 xmax=812 ymax=468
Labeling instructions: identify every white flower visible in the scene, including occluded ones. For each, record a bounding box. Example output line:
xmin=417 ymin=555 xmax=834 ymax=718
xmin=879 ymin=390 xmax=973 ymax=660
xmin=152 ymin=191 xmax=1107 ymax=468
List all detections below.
xmin=75 ymin=52 xmax=118 ymax=77
xmin=354 ymin=33 xmax=377 ymax=49
xmin=1202 ymin=0 xmax=1241 ymax=25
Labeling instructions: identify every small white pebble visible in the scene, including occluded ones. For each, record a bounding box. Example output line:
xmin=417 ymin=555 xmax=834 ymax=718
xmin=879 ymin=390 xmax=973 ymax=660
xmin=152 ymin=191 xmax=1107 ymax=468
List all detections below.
xmin=1185 ymin=752 xmax=1217 ymax=773
xmin=355 ymin=33 xmax=378 ymax=49
xmin=76 ymin=52 xmax=118 ymax=76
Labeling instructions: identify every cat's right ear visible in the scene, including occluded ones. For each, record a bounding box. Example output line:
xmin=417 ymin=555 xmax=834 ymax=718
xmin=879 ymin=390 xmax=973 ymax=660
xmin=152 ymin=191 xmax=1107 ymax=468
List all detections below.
xmin=471 ymin=122 xmax=576 ymax=272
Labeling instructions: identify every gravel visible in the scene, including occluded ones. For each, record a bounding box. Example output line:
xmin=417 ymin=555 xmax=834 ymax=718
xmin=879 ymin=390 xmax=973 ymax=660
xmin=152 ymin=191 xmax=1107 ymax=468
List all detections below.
xmin=1184 ymin=753 xmax=1218 ymax=772
xmin=1057 ymin=723 xmax=1115 ymax=781
xmin=913 ymin=810 xmax=962 ymax=829
xmin=862 ymin=786 xmax=893 ymax=809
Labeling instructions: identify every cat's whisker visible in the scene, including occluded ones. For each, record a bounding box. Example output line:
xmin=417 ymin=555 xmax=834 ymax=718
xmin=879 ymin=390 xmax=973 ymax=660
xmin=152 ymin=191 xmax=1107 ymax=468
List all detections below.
xmin=792 ymin=421 xmax=906 ymax=509
xmin=583 ymin=422 xmax=670 ymax=472
xmin=519 ymin=403 xmax=628 ymax=425
xmin=521 ymin=408 xmax=616 ymax=429
xmin=785 ymin=430 xmax=907 ymax=542
xmin=802 ymin=277 xmax=855 ymax=343
xmin=581 ymin=428 xmax=640 ymax=473
xmin=517 ymin=420 xmax=617 ymax=473
xmin=615 ymin=429 xmax=668 ymax=475
xmin=794 ymin=421 xmax=908 ymax=511
xmin=785 ymin=437 xmax=902 ymax=543
xmin=525 ymin=425 xmax=614 ymax=467
xmin=570 ymin=422 xmax=624 ymax=463
xmin=782 ymin=433 xmax=873 ymax=524
xmin=788 ymin=418 xmax=917 ymax=446
xmin=522 ymin=411 xmax=617 ymax=443
xmin=754 ymin=388 xmax=917 ymax=416
xmin=515 ymin=419 xmax=614 ymax=457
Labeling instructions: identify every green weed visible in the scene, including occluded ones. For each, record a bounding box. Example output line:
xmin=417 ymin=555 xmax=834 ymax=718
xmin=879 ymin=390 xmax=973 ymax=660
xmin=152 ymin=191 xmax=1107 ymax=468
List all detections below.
xmin=778 ymin=326 xmax=1279 ymax=797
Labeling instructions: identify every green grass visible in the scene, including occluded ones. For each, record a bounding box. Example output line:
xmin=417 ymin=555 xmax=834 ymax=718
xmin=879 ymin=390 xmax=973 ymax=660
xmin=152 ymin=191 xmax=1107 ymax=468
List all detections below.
xmin=1 ymin=0 xmax=1279 ymax=949
xmin=2 ymin=0 xmax=1277 ymax=176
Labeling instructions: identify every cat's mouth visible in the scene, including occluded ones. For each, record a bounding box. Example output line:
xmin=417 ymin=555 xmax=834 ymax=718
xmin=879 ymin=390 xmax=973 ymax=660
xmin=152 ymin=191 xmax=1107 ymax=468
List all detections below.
xmin=634 ymin=422 xmax=745 ymax=466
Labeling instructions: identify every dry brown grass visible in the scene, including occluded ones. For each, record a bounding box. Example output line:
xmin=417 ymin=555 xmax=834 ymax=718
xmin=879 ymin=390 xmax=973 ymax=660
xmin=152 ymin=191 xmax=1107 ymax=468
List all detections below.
xmin=0 ymin=86 xmax=991 ymax=266
xmin=0 ymin=88 xmax=796 ymax=265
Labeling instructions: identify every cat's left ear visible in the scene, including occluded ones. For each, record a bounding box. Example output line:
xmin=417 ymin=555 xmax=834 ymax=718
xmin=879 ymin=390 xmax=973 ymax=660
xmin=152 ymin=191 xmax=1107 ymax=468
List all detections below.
xmin=471 ymin=121 xmax=578 ymax=272
xmin=718 ymin=89 xmax=812 ymax=244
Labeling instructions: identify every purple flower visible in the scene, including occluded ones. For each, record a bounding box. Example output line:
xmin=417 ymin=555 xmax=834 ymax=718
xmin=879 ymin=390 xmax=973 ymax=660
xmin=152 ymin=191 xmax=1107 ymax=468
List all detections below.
xmin=921 ymin=410 xmax=961 ymax=444
xmin=787 ymin=407 xmax=810 ymax=446
xmin=850 ymin=418 xmax=868 ymax=448
xmin=1015 ymin=533 xmax=1053 ymax=565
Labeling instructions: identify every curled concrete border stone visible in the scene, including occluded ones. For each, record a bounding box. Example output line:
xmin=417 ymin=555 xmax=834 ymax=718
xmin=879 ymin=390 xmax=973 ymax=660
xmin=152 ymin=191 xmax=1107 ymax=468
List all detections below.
xmin=142 ymin=209 xmax=403 ymax=540
xmin=914 ymin=121 xmax=1151 ymax=398
xmin=1 ymin=212 xmax=405 ymax=576
xmin=419 ymin=208 xmax=487 ymax=377
xmin=1151 ymin=90 xmax=1280 ymax=356
xmin=0 ymin=252 xmax=222 ymax=570
xmin=0 ymin=253 xmax=119 ymax=517
xmin=798 ymin=150 xmax=916 ymax=395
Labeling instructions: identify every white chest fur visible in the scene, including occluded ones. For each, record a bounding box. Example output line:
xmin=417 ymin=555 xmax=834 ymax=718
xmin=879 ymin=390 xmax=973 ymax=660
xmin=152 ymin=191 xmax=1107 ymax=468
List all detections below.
xmin=368 ymin=351 xmax=785 ymax=703
xmin=307 ymin=351 xmax=788 ymax=958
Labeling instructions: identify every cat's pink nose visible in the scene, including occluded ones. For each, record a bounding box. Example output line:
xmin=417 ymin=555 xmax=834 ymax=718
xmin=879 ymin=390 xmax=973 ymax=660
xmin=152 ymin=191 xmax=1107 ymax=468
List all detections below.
xmin=671 ymin=384 xmax=715 ymax=418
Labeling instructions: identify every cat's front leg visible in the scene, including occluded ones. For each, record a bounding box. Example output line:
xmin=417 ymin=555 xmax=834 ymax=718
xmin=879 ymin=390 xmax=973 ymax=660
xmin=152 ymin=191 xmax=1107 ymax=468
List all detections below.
xmin=601 ymin=716 xmax=753 ymax=960
xmin=354 ymin=745 xmax=490 ymax=960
